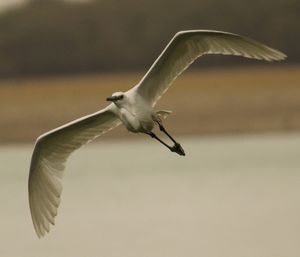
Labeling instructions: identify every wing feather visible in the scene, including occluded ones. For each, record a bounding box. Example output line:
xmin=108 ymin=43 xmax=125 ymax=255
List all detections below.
xmin=28 ymin=105 xmax=120 ymax=237
xmin=134 ymin=30 xmax=286 ymax=106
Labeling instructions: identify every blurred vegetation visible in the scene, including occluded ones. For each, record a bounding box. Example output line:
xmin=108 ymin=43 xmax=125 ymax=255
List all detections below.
xmin=0 ymin=0 xmax=298 ymax=77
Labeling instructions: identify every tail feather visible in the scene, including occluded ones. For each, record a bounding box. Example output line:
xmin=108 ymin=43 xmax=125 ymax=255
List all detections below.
xmin=156 ymin=110 xmax=172 ymax=119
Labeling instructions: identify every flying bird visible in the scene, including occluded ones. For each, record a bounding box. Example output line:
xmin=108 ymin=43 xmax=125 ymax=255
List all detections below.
xmin=28 ymin=30 xmax=286 ymax=237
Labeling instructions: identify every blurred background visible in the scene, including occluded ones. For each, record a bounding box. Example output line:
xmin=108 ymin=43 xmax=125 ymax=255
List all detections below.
xmin=0 ymin=0 xmax=300 ymax=257
xmin=0 ymin=0 xmax=299 ymax=142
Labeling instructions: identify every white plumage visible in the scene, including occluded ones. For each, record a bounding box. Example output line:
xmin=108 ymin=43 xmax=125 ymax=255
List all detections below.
xmin=28 ymin=30 xmax=286 ymax=237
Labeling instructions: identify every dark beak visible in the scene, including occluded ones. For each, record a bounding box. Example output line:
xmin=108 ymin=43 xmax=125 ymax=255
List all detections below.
xmin=106 ymin=96 xmax=118 ymax=102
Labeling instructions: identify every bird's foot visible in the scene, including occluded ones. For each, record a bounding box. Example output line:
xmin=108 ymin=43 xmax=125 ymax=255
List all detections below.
xmin=170 ymin=143 xmax=185 ymax=156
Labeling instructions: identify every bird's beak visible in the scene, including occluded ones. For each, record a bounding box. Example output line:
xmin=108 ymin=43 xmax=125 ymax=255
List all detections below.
xmin=106 ymin=96 xmax=118 ymax=102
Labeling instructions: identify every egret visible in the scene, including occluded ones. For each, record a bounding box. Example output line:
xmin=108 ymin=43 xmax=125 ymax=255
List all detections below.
xmin=28 ymin=30 xmax=286 ymax=237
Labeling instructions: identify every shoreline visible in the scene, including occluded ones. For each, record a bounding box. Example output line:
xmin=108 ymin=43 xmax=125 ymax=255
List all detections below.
xmin=1 ymin=65 xmax=299 ymax=143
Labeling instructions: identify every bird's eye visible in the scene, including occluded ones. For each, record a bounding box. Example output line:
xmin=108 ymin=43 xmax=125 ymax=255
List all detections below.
xmin=119 ymin=95 xmax=124 ymax=100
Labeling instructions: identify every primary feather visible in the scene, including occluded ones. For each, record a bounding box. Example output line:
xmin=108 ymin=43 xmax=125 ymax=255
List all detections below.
xmin=134 ymin=30 xmax=286 ymax=106
xmin=28 ymin=105 xmax=120 ymax=237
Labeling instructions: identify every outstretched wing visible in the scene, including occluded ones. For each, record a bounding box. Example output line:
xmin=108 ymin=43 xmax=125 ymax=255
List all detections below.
xmin=28 ymin=105 xmax=120 ymax=238
xmin=134 ymin=30 xmax=286 ymax=106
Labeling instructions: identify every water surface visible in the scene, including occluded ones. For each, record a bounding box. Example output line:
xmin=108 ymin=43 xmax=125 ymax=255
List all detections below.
xmin=1 ymin=134 xmax=300 ymax=257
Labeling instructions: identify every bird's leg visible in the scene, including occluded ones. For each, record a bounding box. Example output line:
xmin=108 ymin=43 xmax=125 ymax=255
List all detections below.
xmin=158 ymin=123 xmax=176 ymax=143
xmin=146 ymin=132 xmax=185 ymax=156
xmin=156 ymin=122 xmax=185 ymax=156
xmin=146 ymin=132 xmax=172 ymax=149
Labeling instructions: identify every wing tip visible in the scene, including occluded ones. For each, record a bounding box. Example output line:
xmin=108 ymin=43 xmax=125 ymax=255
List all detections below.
xmin=262 ymin=44 xmax=287 ymax=62
xmin=32 ymin=219 xmax=54 ymax=239
xmin=174 ymin=30 xmax=287 ymax=61
xmin=29 ymin=176 xmax=59 ymax=239
xmin=174 ymin=29 xmax=237 ymax=39
xmin=274 ymin=51 xmax=287 ymax=61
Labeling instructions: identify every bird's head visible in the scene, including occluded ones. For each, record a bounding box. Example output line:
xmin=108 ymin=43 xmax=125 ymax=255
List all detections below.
xmin=106 ymin=92 xmax=126 ymax=106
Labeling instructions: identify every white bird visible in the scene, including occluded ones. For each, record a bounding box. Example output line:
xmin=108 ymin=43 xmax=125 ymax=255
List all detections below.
xmin=28 ymin=30 xmax=286 ymax=237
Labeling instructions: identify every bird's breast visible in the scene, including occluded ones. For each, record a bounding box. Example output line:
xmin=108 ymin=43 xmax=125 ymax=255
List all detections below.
xmin=119 ymin=108 xmax=154 ymax=133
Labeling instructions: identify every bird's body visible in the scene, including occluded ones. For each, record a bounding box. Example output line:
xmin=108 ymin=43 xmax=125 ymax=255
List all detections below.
xmin=28 ymin=30 xmax=286 ymax=237
xmin=110 ymin=91 xmax=156 ymax=133
xmin=118 ymin=106 xmax=146 ymax=132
